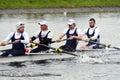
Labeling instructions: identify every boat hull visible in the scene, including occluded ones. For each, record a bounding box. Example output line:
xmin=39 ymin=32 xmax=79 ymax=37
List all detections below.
xmin=0 ymin=53 xmax=74 ymax=63
xmin=0 ymin=49 xmax=119 ymax=63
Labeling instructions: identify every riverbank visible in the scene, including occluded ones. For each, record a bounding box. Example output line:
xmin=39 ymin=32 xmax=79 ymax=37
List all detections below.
xmin=0 ymin=0 xmax=120 ymax=9
xmin=0 ymin=7 xmax=120 ymax=14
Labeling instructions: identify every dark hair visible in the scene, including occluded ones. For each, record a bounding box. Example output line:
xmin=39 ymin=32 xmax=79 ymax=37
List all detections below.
xmin=89 ymin=18 xmax=95 ymax=23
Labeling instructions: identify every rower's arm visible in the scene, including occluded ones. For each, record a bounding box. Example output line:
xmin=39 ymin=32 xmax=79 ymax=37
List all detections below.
xmin=31 ymin=36 xmax=37 ymax=41
xmin=3 ymin=32 xmax=14 ymax=42
xmin=73 ymin=34 xmax=82 ymax=40
xmin=21 ymin=32 xmax=29 ymax=44
xmin=69 ymin=28 xmax=82 ymax=40
xmin=1 ymin=32 xmax=14 ymax=46
xmin=75 ymin=28 xmax=82 ymax=40
xmin=56 ymin=33 xmax=65 ymax=42
xmin=30 ymin=31 xmax=40 ymax=42
xmin=59 ymin=33 xmax=65 ymax=39
xmin=56 ymin=28 xmax=67 ymax=42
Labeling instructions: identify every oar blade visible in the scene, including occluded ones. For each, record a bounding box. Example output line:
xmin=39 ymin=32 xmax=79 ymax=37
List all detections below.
xmin=112 ymin=47 xmax=120 ymax=50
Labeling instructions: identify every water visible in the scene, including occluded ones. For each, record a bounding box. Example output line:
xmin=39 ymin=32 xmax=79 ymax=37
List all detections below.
xmin=0 ymin=12 xmax=120 ymax=80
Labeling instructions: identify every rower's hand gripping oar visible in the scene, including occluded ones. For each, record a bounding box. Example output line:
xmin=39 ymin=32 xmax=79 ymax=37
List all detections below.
xmin=0 ymin=42 xmax=14 ymax=46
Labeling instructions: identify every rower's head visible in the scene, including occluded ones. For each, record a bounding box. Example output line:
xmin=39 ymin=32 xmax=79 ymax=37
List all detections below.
xmin=16 ymin=22 xmax=25 ymax=33
xmin=38 ymin=21 xmax=48 ymax=31
xmin=68 ymin=19 xmax=76 ymax=29
xmin=89 ymin=18 xmax=95 ymax=28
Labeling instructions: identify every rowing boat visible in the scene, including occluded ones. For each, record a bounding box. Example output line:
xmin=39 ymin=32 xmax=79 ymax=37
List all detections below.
xmin=0 ymin=48 xmax=119 ymax=63
xmin=0 ymin=53 xmax=75 ymax=63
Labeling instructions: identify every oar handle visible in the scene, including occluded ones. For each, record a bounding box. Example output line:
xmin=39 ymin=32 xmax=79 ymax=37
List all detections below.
xmin=7 ymin=42 xmax=15 ymax=45
xmin=51 ymin=38 xmax=69 ymax=43
xmin=0 ymin=42 xmax=14 ymax=46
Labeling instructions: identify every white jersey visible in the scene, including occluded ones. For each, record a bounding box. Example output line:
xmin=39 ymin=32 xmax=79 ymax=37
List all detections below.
xmin=82 ymin=26 xmax=100 ymax=40
xmin=3 ymin=32 xmax=29 ymax=44
xmin=63 ymin=27 xmax=81 ymax=35
xmin=34 ymin=30 xmax=53 ymax=39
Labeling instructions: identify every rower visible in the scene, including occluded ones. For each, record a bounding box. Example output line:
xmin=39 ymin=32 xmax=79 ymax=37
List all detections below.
xmin=1 ymin=22 xmax=29 ymax=57
xmin=30 ymin=21 xmax=53 ymax=53
xmin=80 ymin=18 xmax=101 ymax=49
xmin=56 ymin=19 xmax=82 ymax=51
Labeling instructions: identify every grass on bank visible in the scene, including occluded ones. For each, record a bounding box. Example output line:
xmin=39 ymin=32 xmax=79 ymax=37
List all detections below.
xmin=0 ymin=0 xmax=120 ymax=9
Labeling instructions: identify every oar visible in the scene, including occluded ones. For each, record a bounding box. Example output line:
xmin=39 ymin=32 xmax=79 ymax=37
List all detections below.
xmin=40 ymin=44 xmax=79 ymax=56
xmin=0 ymin=49 xmax=11 ymax=52
xmin=89 ymin=41 xmax=120 ymax=50
xmin=0 ymin=42 xmax=14 ymax=52
xmin=81 ymin=39 xmax=120 ymax=50
xmin=0 ymin=42 xmax=14 ymax=46
xmin=51 ymin=38 xmax=69 ymax=43
xmin=27 ymin=38 xmax=69 ymax=48
xmin=29 ymin=42 xmax=79 ymax=57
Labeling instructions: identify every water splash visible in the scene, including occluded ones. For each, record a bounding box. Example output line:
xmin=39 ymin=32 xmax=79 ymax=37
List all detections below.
xmin=81 ymin=54 xmax=104 ymax=64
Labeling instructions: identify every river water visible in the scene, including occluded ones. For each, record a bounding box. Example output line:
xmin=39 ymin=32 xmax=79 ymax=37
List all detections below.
xmin=0 ymin=12 xmax=120 ymax=80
